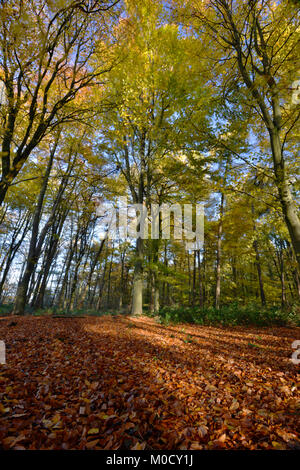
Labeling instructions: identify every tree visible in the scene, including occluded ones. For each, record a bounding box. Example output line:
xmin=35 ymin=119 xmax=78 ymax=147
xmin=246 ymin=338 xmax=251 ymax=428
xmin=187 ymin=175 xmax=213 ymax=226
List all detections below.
xmin=178 ymin=0 xmax=300 ymax=267
xmin=0 ymin=0 xmax=120 ymax=205
xmin=95 ymin=0 xmax=215 ymax=314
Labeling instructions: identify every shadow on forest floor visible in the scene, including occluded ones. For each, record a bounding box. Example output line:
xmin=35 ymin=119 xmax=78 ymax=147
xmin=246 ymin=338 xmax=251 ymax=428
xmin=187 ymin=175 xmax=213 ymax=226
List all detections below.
xmin=0 ymin=315 xmax=299 ymax=450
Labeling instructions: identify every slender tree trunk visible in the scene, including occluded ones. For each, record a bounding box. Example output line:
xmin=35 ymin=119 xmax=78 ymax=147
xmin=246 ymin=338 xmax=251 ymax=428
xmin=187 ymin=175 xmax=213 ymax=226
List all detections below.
xmin=278 ymin=247 xmax=286 ymax=308
xmin=13 ymin=144 xmax=57 ymax=315
xmin=90 ymin=267 xmax=102 ymax=309
xmin=97 ymin=253 xmax=108 ymax=311
xmin=106 ymin=246 xmax=114 ymax=308
xmin=215 ymin=193 xmax=224 ymax=310
xmin=34 ymin=238 xmax=59 ymax=309
xmin=57 ymin=229 xmax=78 ymax=308
xmin=118 ymin=250 xmax=125 ymax=311
xmin=131 ymin=236 xmax=144 ymax=315
xmin=293 ymin=269 xmax=300 ymax=300
xmin=192 ymin=250 xmax=196 ymax=307
xmin=154 ymin=279 xmax=160 ymax=312
xmin=32 ymin=210 xmax=67 ymax=309
xmin=149 ymin=238 xmax=160 ymax=314
xmin=202 ymin=240 xmax=206 ymax=306
xmin=149 ymin=269 xmax=154 ymax=315
xmin=187 ymin=251 xmax=191 ymax=305
xmin=286 ymin=241 xmax=300 ymax=300
xmin=251 ymin=204 xmax=266 ymax=306
xmin=162 ymin=242 xmax=168 ymax=306
xmin=281 ymin=270 xmax=286 ymax=308
xmin=0 ymin=213 xmax=30 ymax=299
xmin=231 ymin=255 xmax=238 ymax=300
xmin=86 ymin=237 xmax=107 ymax=305
xmin=131 ymin=166 xmax=145 ymax=316
xmin=253 ymin=237 xmax=266 ymax=306
xmin=197 ymin=250 xmax=203 ymax=308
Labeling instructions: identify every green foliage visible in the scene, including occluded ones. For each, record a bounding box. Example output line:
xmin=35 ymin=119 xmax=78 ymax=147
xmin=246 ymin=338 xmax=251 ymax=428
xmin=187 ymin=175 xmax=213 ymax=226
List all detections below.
xmin=155 ymin=302 xmax=300 ymax=327
xmin=30 ymin=307 xmax=122 ymax=318
xmin=0 ymin=303 xmax=13 ymax=315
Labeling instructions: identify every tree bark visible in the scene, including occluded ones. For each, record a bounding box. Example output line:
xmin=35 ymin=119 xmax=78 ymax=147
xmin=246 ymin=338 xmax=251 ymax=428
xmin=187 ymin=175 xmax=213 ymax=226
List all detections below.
xmin=131 ymin=236 xmax=144 ymax=315
xmin=12 ymin=143 xmax=57 ymax=315
xmin=215 ymin=193 xmax=224 ymax=310
xmin=251 ymin=204 xmax=266 ymax=306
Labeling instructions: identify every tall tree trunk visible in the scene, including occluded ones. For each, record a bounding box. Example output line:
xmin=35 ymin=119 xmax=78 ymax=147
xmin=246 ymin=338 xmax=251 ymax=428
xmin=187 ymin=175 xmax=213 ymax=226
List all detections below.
xmin=97 ymin=253 xmax=108 ymax=311
xmin=197 ymin=250 xmax=203 ymax=308
xmin=0 ymin=212 xmax=30 ymax=299
xmin=32 ymin=210 xmax=67 ymax=309
xmin=293 ymin=268 xmax=300 ymax=300
xmin=209 ymin=1 xmax=300 ymax=268
xmin=227 ymin=5 xmax=300 ymax=268
xmin=251 ymin=204 xmax=266 ymax=306
xmin=106 ymin=245 xmax=114 ymax=308
xmin=131 ymin=166 xmax=145 ymax=316
xmin=192 ymin=250 xmax=196 ymax=307
xmin=286 ymin=234 xmax=300 ymax=300
xmin=131 ymin=236 xmax=144 ymax=315
xmin=215 ymin=193 xmax=224 ymax=310
xmin=202 ymin=240 xmax=206 ymax=306
xmin=12 ymin=143 xmax=57 ymax=315
xmin=253 ymin=237 xmax=266 ymax=306
xmin=278 ymin=246 xmax=286 ymax=309
xmin=78 ymin=236 xmax=107 ymax=309
xmin=154 ymin=279 xmax=160 ymax=313
xmin=272 ymin=239 xmax=287 ymax=308
xmin=149 ymin=238 xmax=160 ymax=314
xmin=149 ymin=268 xmax=154 ymax=315
xmin=118 ymin=249 xmax=126 ymax=311
xmin=270 ymin=128 xmax=300 ymax=268
xmin=187 ymin=251 xmax=191 ymax=305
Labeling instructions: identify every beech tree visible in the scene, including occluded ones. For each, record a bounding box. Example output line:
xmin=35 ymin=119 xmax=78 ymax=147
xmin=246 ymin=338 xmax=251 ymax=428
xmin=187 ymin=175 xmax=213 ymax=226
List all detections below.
xmin=0 ymin=0 xmax=298 ymax=316
xmin=0 ymin=0 xmax=120 ymax=205
xmin=94 ymin=0 xmax=212 ymax=314
xmin=177 ymin=0 xmax=300 ymax=266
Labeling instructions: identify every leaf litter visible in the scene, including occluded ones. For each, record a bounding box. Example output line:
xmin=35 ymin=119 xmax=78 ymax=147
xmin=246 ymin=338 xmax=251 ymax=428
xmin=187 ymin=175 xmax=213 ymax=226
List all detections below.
xmin=0 ymin=315 xmax=299 ymax=450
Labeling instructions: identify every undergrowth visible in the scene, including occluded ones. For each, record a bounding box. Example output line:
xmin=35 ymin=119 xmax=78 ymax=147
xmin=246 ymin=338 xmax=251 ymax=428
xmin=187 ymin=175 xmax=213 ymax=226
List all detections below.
xmin=151 ymin=302 xmax=300 ymax=327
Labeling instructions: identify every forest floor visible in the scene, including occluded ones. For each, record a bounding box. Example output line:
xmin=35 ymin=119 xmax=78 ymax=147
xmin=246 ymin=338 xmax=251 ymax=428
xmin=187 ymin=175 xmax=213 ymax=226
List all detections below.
xmin=0 ymin=315 xmax=299 ymax=450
